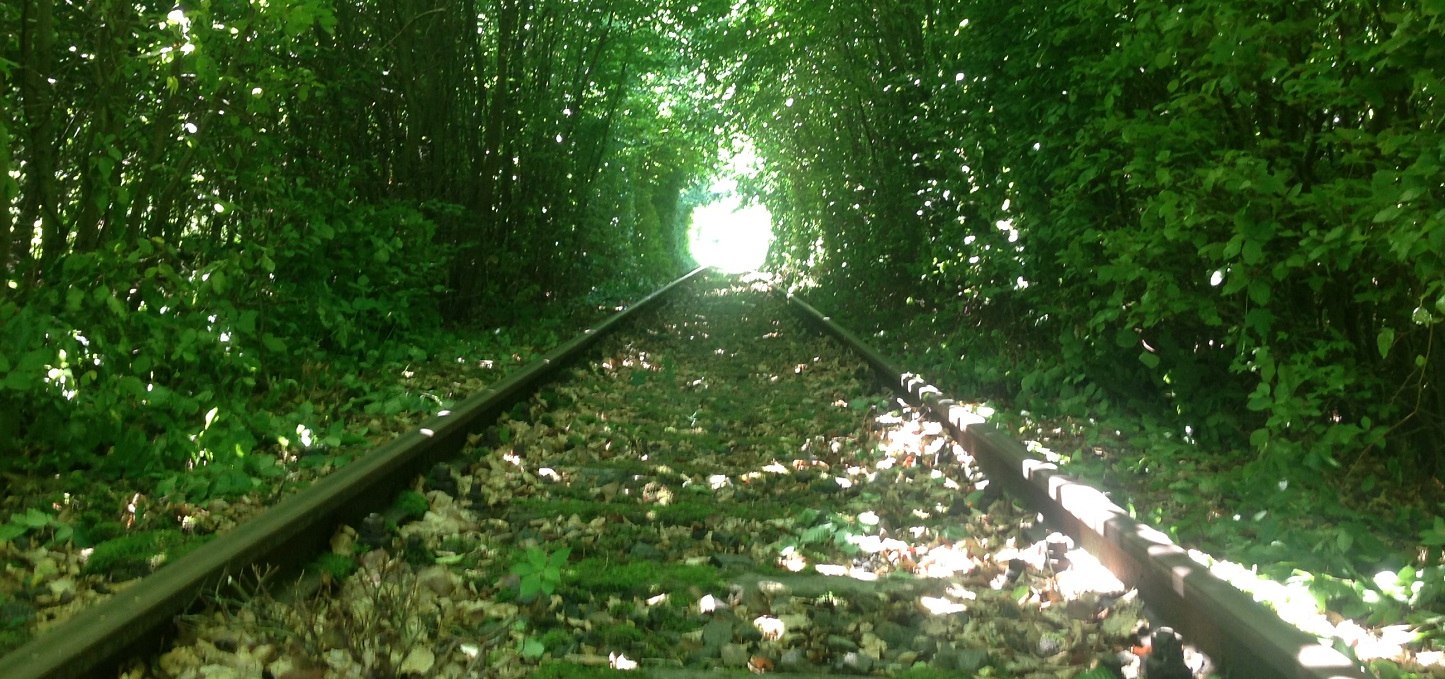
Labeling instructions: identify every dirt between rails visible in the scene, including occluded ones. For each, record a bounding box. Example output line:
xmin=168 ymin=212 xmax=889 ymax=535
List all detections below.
xmin=121 ymin=273 xmax=1207 ymax=679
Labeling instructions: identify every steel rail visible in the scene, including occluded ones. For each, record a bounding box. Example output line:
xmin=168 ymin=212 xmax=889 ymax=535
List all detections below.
xmin=3 ymin=267 xmax=705 ymax=679
xmin=785 ymin=292 xmax=1370 ymax=679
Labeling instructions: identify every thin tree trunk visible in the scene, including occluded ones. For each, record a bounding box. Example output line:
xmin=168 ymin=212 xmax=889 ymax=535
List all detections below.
xmin=19 ymin=0 xmax=63 ymax=276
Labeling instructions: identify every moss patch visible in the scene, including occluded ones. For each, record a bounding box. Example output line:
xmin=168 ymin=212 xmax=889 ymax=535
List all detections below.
xmin=531 ymin=661 xmax=635 ymax=679
xmin=511 ymin=496 xmax=788 ymax=525
xmin=82 ymin=530 xmax=200 ymax=579
xmin=311 ymin=553 xmax=358 ymax=580
xmin=569 ymin=559 xmax=720 ymax=595
xmin=0 ymin=596 xmax=35 ymax=657
xmin=391 ymin=490 xmax=429 ymax=522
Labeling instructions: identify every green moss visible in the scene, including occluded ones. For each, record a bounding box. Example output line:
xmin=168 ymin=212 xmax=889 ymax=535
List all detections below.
xmin=311 ymin=553 xmax=358 ymax=580
xmin=0 ymin=629 xmax=28 ymax=657
xmin=0 ymin=595 xmax=35 ymax=656
xmin=512 ymin=495 xmax=788 ymax=526
xmin=592 ymin=622 xmax=645 ymax=647
xmin=538 ymin=627 xmax=574 ymax=654
xmin=82 ymin=530 xmax=197 ymax=579
xmin=392 ymin=490 xmax=429 ymax=522
xmin=87 ymin=520 xmax=126 ymax=543
xmin=895 ymin=666 xmax=973 ymax=679
xmin=531 ymin=661 xmax=633 ymax=679
xmin=569 ymin=559 xmax=720 ymax=594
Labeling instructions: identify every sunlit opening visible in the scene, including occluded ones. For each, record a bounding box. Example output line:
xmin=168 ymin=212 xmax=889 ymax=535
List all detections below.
xmin=688 ymin=142 xmax=774 ymax=273
xmin=688 ymin=195 xmax=772 ymax=274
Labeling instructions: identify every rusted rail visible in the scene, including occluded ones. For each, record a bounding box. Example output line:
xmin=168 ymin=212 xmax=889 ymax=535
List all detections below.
xmin=1 ymin=268 xmax=705 ymax=679
xmin=785 ymin=292 xmax=1370 ymax=679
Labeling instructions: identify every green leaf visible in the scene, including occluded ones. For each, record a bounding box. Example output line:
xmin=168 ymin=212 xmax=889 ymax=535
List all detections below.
xmin=1373 ymin=205 xmax=1402 ymax=223
xmin=1423 ymin=518 xmax=1445 ymax=547
xmin=518 ymin=577 xmax=538 ymax=600
xmin=1139 ymin=351 xmax=1160 ymax=369
xmin=1377 ymin=327 xmax=1395 ymax=359
xmin=1248 ymin=279 xmax=1271 ymax=305
xmin=519 ymin=637 xmax=545 ymax=659
xmin=0 ymin=522 xmax=27 ymax=541
xmin=65 ymin=287 xmax=84 ymax=311
xmin=1242 ymin=239 xmax=1264 ymax=265
xmin=23 ymin=508 xmax=52 ymax=528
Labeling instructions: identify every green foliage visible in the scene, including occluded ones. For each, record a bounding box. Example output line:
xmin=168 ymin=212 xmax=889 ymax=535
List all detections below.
xmin=391 ymin=491 xmax=430 ymax=523
xmin=733 ymin=0 xmax=1445 ymax=484
xmin=82 ymin=530 xmax=198 ymax=580
xmin=711 ymin=0 xmax=1445 ymax=665
xmin=0 ymin=0 xmax=714 ymax=485
xmin=0 ymin=595 xmax=35 ymax=657
xmin=513 ymin=547 xmax=570 ymax=601
xmin=312 ymin=553 xmax=359 ymax=581
xmin=568 ymin=558 xmax=720 ymax=595
xmin=781 ymin=508 xmax=873 ymax=557
xmin=532 ymin=660 xmax=634 ymax=679
xmin=0 ymin=508 xmax=72 ymax=545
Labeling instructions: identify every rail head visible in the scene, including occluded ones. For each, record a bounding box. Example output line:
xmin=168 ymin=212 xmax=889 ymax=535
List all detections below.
xmin=784 ymin=290 xmax=1371 ymax=679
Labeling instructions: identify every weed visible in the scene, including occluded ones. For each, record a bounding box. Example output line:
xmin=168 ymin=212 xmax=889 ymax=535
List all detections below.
xmin=311 ymin=553 xmax=358 ymax=581
xmin=569 ymin=558 xmax=720 ymax=594
xmin=513 ymin=546 xmax=569 ymax=601
xmin=392 ymin=490 xmax=430 ymax=522
xmin=533 ymin=661 xmax=633 ymax=678
xmin=205 ymin=556 xmax=434 ymax=677
xmin=0 ymin=508 xmax=72 ymax=545
xmin=0 ymin=596 xmax=35 ymax=656
xmin=82 ymin=530 xmax=200 ymax=579
xmin=592 ymin=622 xmax=645 ymax=648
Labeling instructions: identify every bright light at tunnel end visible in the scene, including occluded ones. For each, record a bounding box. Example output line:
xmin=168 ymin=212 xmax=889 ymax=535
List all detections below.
xmin=688 ymin=196 xmax=774 ymax=274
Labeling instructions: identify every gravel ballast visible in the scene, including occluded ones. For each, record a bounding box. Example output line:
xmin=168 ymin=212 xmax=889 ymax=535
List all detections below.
xmin=124 ymin=274 xmax=1191 ymax=678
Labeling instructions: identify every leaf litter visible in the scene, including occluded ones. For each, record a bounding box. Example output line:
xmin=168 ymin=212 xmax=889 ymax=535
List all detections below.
xmin=130 ymin=273 xmax=1210 ymax=678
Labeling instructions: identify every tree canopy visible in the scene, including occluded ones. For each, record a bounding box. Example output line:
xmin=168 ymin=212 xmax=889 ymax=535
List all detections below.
xmin=4 ymin=0 xmax=1442 ymax=533
xmin=718 ymin=0 xmax=1445 ymax=487
xmin=1 ymin=0 xmax=730 ymax=473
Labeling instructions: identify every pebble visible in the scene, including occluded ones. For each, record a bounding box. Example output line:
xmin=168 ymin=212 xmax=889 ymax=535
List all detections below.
xmin=701 ymin=617 xmax=734 ymax=651
xmin=778 ymin=648 xmax=807 ymax=671
xmin=874 ymin=620 xmax=913 ymax=649
xmin=720 ymin=643 xmax=751 ymax=667
xmin=708 ymin=554 xmax=754 ymax=570
xmin=825 ymin=634 xmax=859 ymax=652
xmin=956 ymin=648 xmax=989 ymax=672
xmin=629 ymin=542 xmax=664 ymax=560
xmin=416 ymin=565 xmax=455 ymax=597
xmin=398 ymin=647 xmax=435 ymax=675
xmin=1036 ymin=632 xmax=1065 ymax=656
xmin=838 ymin=651 xmax=875 ymax=674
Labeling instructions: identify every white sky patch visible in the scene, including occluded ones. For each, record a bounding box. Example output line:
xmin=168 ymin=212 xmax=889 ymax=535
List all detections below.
xmin=688 ymin=195 xmax=773 ymax=274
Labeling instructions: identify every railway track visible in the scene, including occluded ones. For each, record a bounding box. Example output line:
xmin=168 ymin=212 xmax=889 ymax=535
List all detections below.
xmin=4 ymin=270 xmax=1367 ymax=678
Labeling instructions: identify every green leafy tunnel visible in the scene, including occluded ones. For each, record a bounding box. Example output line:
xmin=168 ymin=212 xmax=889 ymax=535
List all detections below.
xmin=2 ymin=2 xmax=1443 ymax=669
